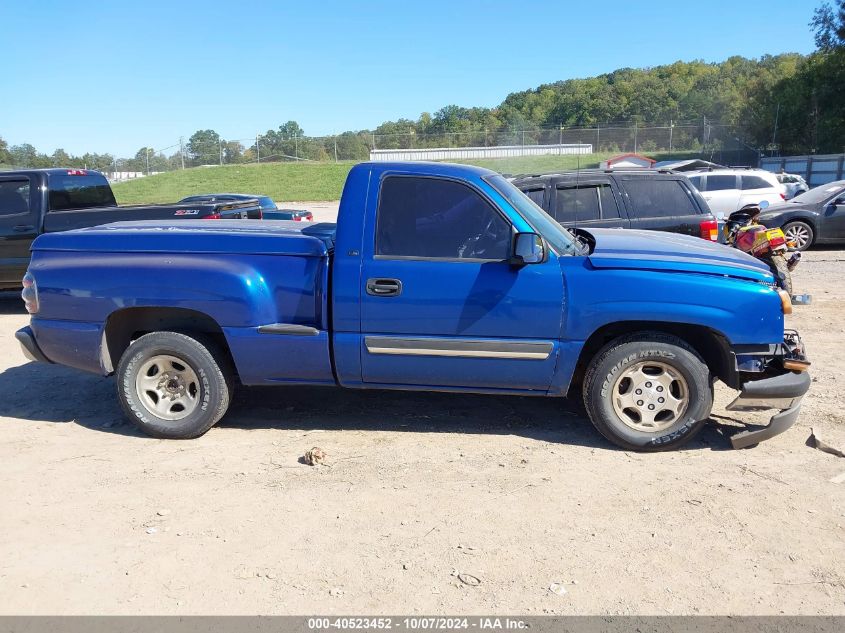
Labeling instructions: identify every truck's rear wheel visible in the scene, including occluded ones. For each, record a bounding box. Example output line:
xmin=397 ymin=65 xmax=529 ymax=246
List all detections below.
xmin=116 ymin=331 xmax=232 ymax=439
xmin=582 ymin=333 xmax=712 ymax=451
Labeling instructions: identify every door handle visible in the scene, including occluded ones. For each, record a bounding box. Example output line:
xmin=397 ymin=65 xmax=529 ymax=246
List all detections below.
xmin=366 ymin=278 xmax=402 ymax=297
xmin=13 ymin=225 xmax=35 ymax=233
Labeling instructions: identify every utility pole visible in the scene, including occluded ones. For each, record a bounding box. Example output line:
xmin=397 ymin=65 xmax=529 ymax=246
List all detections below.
xmin=372 ymin=133 xmax=376 ymax=151
xmin=179 ymin=137 xmax=185 ymax=170
xmin=633 ymin=120 xmax=638 ymax=154
xmin=145 ymin=148 xmax=150 ymax=175
xmin=559 ymin=125 xmax=563 ymax=155
xmin=256 ymin=134 xmax=260 ymax=164
xmin=294 ymin=132 xmax=298 ymax=160
xmin=771 ymin=103 xmax=781 ymax=152
xmin=334 ymin=138 xmax=338 ymax=163
xmin=219 ymin=138 xmax=223 ymax=166
xmin=702 ymin=115 xmax=707 ymax=148
xmin=669 ymin=120 xmax=674 ymax=156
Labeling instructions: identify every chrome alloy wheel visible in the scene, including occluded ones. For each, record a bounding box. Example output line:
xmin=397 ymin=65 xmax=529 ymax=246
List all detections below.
xmin=135 ymin=355 xmax=200 ymax=421
xmin=611 ymin=361 xmax=689 ymax=432
xmin=784 ymin=224 xmax=811 ymax=249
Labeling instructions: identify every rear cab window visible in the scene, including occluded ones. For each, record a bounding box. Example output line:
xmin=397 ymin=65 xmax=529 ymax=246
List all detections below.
xmin=621 ymin=178 xmax=700 ymax=218
xmin=47 ymin=171 xmax=117 ymax=211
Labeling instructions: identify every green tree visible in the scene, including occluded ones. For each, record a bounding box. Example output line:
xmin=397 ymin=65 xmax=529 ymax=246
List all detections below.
xmin=187 ymin=129 xmax=222 ymax=166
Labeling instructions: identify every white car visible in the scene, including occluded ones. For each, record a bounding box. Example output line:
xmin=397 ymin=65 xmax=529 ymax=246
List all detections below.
xmin=776 ymin=173 xmax=809 ymax=199
xmin=686 ymin=169 xmax=786 ymax=216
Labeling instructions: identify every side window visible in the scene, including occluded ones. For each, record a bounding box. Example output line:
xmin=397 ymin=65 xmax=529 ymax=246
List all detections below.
xmin=598 ymin=185 xmax=621 ymax=219
xmin=523 ymin=188 xmax=546 ymax=208
xmin=376 ymin=176 xmax=511 ymax=260
xmin=705 ymin=175 xmax=737 ymax=191
xmin=555 ymin=186 xmax=601 ymax=221
xmin=0 ymin=179 xmax=31 ymax=217
xmin=687 ymin=175 xmax=702 ymax=190
xmin=622 ymin=179 xmax=698 ymax=218
xmin=741 ymin=175 xmax=775 ymax=190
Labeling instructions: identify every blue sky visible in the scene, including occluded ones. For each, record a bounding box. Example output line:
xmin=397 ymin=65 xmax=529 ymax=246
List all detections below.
xmin=2 ymin=0 xmax=818 ymax=157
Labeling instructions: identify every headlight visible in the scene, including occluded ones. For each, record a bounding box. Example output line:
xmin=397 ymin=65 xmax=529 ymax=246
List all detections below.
xmin=777 ymin=289 xmax=792 ymax=315
xmin=21 ymin=272 xmax=39 ymax=314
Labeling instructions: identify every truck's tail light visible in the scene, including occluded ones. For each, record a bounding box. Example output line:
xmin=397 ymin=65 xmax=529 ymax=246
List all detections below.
xmin=699 ymin=219 xmax=719 ymax=241
xmin=780 ymin=193 xmax=787 ymax=200
xmin=293 ymin=216 xmax=302 ymax=221
xmin=257 ymin=209 xmax=263 ymax=220
xmin=204 ymin=214 xmax=222 ymax=220
xmin=304 ymin=212 xmax=313 ymax=222
xmin=21 ymin=272 xmax=39 ymax=314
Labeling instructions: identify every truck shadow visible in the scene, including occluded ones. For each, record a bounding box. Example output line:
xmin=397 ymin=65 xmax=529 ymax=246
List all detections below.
xmin=0 ymin=294 xmax=26 ymax=315
xmin=0 ymin=361 xmax=738 ymax=451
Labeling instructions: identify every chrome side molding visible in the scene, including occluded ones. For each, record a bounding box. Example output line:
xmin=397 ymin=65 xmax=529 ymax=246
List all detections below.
xmin=365 ymin=336 xmax=553 ymax=360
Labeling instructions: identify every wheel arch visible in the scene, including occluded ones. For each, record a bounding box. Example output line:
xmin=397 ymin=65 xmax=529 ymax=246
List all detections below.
xmin=567 ymin=321 xmax=735 ymax=397
xmin=781 ymin=214 xmax=819 ymax=242
xmin=102 ymin=306 xmax=235 ymax=377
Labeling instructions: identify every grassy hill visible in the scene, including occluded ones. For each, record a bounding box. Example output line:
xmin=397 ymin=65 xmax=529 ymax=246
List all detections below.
xmin=112 ymin=161 xmax=357 ymax=205
xmin=112 ymin=151 xmax=687 ymax=204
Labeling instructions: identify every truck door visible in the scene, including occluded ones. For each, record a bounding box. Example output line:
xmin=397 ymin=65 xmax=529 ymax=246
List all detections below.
xmin=0 ymin=175 xmax=39 ymax=287
xmin=358 ymin=174 xmax=564 ymax=392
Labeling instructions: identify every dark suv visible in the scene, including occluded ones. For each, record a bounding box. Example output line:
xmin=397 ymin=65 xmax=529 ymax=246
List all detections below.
xmin=512 ymin=170 xmax=719 ymax=241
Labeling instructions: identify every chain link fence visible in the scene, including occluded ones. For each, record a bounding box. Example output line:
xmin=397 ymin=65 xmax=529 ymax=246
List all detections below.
xmin=3 ymin=120 xmax=763 ymax=176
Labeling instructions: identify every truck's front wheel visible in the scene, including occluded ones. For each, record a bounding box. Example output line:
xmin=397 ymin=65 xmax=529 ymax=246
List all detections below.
xmin=116 ymin=331 xmax=232 ymax=439
xmin=583 ymin=333 xmax=712 ymax=451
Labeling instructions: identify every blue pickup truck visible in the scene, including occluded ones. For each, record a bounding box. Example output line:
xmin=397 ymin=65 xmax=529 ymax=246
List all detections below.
xmin=15 ymin=162 xmax=810 ymax=450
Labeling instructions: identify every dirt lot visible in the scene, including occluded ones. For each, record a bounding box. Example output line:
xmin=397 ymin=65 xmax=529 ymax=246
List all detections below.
xmin=0 ymin=238 xmax=844 ymax=615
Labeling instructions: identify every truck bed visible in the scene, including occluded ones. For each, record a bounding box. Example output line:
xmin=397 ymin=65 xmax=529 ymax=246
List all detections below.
xmin=29 ymin=220 xmax=340 ymax=385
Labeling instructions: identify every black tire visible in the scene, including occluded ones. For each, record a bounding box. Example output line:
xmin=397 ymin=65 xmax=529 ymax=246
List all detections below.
xmin=782 ymin=220 xmax=814 ymax=251
xmin=582 ymin=333 xmax=712 ymax=451
xmin=116 ymin=331 xmax=232 ymax=439
xmin=767 ymin=254 xmax=793 ymax=294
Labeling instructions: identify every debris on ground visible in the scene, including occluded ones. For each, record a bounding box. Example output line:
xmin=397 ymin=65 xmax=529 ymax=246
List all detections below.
xmin=549 ymin=582 xmax=568 ymax=596
xmin=807 ymin=428 xmax=845 ymax=458
xmin=457 ymin=573 xmax=481 ymax=586
xmin=830 ymin=472 xmax=845 ymax=484
xmin=303 ymin=447 xmax=328 ymax=466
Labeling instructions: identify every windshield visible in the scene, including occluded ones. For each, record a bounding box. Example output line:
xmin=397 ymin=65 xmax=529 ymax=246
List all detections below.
xmin=790 ymin=183 xmax=844 ymax=205
xmin=485 ymin=175 xmax=581 ymax=255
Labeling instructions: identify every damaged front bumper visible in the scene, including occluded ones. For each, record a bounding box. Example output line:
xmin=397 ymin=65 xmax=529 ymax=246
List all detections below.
xmin=727 ymin=330 xmax=810 ymax=449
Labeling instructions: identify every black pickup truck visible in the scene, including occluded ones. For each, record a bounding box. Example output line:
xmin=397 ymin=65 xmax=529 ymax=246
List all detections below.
xmin=0 ymin=168 xmax=260 ymax=290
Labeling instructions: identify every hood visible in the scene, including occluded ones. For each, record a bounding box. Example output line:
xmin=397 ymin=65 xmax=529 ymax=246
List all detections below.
xmin=758 ymin=200 xmax=813 ymax=222
xmin=584 ymin=228 xmax=773 ymax=283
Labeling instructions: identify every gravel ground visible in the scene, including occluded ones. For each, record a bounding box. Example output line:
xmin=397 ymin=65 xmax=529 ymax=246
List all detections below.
xmin=0 ymin=237 xmax=843 ymax=615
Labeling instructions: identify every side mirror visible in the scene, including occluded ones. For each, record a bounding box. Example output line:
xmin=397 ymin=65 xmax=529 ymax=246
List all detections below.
xmin=835 ymin=197 xmax=845 ymax=206
xmin=511 ymin=232 xmax=546 ymax=265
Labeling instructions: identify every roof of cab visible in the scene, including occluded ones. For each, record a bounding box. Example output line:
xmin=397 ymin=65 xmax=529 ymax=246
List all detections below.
xmin=351 ymin=161 xmax=499 ymax=179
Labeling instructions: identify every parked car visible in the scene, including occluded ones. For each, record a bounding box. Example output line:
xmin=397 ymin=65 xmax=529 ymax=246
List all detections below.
xmin=178 ymin=193 xmax=268 ymax=219
xmin=685 ymin=169 xmax=786 ymax=215
xmin=0 ymin=169 xmax=260 ymax=290
xmin=776 ymin=173 xmax=809 ymax=200
xmin=17 ymin=162 xmax=810 ymax=451
xmin=512 ymin=169 xmax=719 ymax=241
xmin=757 ymin=180 xmax=845 ymax=250
xmin=263 ymin=208 xmax=314 ymax=221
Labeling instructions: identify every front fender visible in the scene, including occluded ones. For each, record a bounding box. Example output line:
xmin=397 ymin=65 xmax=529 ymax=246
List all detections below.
xmin=560 ymin=260 xmax=785 ymax=346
